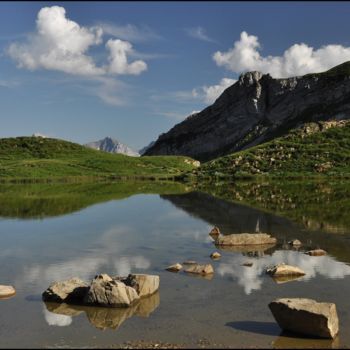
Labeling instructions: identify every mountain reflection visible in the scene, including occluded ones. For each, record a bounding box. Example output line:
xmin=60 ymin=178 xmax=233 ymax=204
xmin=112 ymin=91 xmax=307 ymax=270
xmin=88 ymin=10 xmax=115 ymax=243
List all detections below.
xmin=217 ymin=250 xmax=350 ymax=295
xmin=43 ymin=292 xmax=160 ymax=330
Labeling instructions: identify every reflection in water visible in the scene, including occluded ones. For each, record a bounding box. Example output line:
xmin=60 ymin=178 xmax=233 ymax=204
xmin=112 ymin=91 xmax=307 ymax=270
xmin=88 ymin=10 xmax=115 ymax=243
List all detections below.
xmin=216 ymin=243 xmax=276 ymax=255
xmin=44 ymin=292 xmax=160 ymax=330
xmin=272 ymin=332 xmax=340 ymax=349
xmin=217 ymin=250 xmax=350 ymax=295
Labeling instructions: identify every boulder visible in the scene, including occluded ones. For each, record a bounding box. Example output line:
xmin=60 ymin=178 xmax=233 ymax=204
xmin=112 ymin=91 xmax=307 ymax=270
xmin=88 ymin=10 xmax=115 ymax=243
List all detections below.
xmin=166 ymin=263 xmax=182 ymax=272
xmin=84 ymin=274 xmax=140 ymax=308
xmin=210 ymin=252 xmax=221 ymax=259
xmin=266 ymin=263 xmax=306 ymax=277
xmin=184 ymin=263 xmax=214 ymax=275
xmin=306 ymin=249 xmax=327 ymax=256
xmin=0 ymin=285 xmax=16 ymax=299
xmin=288 ymin=239 xmax=302 ymax=246
xmin=269 ymin=298 xmax=339 ymax=339
xmin=129 ymin=274 xmax=159 ymax=298
xmin=215 ymin=233 xmax=277 ymax=246
xmin=42 ymin=277 xmax=88 ymax=303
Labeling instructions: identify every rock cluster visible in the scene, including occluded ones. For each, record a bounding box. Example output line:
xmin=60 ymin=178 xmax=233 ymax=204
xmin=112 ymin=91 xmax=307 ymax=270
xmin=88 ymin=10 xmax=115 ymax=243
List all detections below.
xmin=43 ymin=273 xmax=159 ymax=308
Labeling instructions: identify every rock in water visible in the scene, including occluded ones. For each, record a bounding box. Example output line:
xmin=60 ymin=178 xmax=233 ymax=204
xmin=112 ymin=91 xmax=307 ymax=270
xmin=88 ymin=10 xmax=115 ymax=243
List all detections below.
xmin=209 ymin=226 xmax=221 ymax=238
xmin=210 ymin=252 xmax=221 ymax=259
xmin=84 ymin=274 xmax=140 ymax=308
xmin=129 ymin=274 xmax=159 ymax=298
xmin=42 ymin=277 xmax=88 ymax=303
xmin=0 ymin=285 xmax=16 ymax=298
xmin=184 ymin=264 xmax=214 ymax=275
xmin=306 ymin=249 xmax=327 ymax=256
xmin=266 ymin=263 xmax=306 ymax=277
xmin=182 ymin=260 xmax=197 ymax=265
xmin=166 ymin=263 xmax=183 ymax=272
xmin=215 ymin=233 xmax=277 ymax=246
xmin=269 ymin=298 xmax=339 ymax=339
xmin=288 ymin=239 xmax=302 ymax=246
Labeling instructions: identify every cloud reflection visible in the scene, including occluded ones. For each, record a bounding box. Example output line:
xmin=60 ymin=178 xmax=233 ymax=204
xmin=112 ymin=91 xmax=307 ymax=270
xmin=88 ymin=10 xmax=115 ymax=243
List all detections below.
xmin=217 ymin=250 xmax=350 ymax=295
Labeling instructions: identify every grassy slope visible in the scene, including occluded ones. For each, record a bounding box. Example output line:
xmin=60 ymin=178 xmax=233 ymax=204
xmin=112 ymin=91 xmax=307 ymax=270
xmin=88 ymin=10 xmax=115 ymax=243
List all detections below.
xmin=191 ymin=120 xmax=350 ymax=180
xmin=0 ymin=137 xmax=197 ymax=181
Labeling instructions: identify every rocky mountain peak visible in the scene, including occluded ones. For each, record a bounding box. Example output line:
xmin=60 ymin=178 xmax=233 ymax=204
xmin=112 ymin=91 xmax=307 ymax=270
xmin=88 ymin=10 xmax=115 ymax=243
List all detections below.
xmin=85 ymin=137 xmax=139 ymax=157
xmin=238 ymin=71 xmax=264 ymax=86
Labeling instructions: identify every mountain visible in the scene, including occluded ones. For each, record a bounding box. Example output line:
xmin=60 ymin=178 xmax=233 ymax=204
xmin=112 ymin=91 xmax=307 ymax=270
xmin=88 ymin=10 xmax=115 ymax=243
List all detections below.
xmin=139 ymin=141 xmax=155 ymax=155
xmin=190 ymin=119 xmax=350 ymax=179
xmin=144 ymin=61 xmax=350 ymax=161
xmin=85 ymin=137 xmax=140 ymax=157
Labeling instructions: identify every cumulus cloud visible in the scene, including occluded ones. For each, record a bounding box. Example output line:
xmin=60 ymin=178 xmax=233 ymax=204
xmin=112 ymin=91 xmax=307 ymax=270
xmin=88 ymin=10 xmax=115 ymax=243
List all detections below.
xmin=199 ymin=77 xmax=237 ymax=104
xmin=213 ymin=31 xmax=350 ymax=78
xmin=185 ymin=26 xmax=216 ymax=43
xmin=7 ymin=6 xmax=147 ymax=78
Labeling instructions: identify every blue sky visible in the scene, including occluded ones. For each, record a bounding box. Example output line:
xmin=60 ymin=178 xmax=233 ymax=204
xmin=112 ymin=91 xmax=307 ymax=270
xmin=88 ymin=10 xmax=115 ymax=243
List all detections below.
xmin=1 ymin=1 xmax=350 ymax=151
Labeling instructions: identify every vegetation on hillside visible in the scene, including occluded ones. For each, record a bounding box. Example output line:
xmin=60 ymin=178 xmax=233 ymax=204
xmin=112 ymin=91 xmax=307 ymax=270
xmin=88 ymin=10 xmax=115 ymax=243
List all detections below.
xmin=0 ymin=136 xmax=198 ymax=182
xmin=188 ymin=120 xmax=350 ymax=180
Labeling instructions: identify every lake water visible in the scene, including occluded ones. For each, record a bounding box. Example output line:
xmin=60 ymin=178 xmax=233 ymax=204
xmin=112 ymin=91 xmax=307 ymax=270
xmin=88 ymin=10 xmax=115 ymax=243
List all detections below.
xmin=1 ymin=181 xmax=350 ymax=348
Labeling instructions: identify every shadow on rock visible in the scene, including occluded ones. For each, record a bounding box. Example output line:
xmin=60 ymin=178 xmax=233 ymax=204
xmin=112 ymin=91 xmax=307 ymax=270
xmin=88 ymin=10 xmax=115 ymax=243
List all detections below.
xmin=44 ymin=292 xmax=160 ymax=330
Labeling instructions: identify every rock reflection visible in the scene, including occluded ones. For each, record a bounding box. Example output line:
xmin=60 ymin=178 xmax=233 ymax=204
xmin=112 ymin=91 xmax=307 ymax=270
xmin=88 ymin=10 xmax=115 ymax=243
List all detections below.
xmin=217 ymin=250 xmax=350 ymax=295
xmin=216 ymin=243 xmax=276 ymax=256
xmin=44 ymin=292 xmax=160 ymax=330
xmin=272 ymin=332 xmax=340 ymax=349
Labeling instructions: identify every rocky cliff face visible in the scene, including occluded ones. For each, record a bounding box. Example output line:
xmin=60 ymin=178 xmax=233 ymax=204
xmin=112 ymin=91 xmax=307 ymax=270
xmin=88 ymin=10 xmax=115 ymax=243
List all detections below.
xmin=144 ymin=62 xmax=350 ymax=161
xmin=85 ymin=137 xmax=139 ymax=157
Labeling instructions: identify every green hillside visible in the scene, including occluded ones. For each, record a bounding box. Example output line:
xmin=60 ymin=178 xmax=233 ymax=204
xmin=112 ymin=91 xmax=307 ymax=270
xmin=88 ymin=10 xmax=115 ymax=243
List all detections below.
xmin=189 ymin=120 xmax=350 ymax=180
xmin=0 ymin=136 xmax=198 ymax=182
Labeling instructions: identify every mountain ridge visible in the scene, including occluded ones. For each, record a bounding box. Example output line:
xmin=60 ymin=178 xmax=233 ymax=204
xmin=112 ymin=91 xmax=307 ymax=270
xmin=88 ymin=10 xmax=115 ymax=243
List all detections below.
xmin=85 ymin=137 xmax=140 ymax=157
xmin=144 ymin=61 xmax=350 ymax=161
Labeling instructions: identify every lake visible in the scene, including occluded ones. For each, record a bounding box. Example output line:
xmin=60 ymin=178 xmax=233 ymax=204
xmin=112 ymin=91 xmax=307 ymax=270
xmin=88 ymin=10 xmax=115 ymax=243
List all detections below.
xmin=0 ymin=180 xmax=350 ymax=348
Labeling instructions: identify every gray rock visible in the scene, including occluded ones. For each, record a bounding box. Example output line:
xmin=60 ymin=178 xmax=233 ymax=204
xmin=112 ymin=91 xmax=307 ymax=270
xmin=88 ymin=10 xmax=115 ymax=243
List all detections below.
xmin=184 ymin=264 xmax=214 ymax=275
xmin=42 ymin=277 xmax=88 ymax=303
xmin=210 ymin=252 xmax=221 ymax=259
xmin=84 ymin=274 xmax=140 ymax=308
xmin=215 ymin=233 xmax=277 ymax=246
xmin=166 ymin=263 xmax=183 ymax=272
xmin=269 ymin=298 xmax=339 ymax=339
xmin=144 ymin=62 xmax=350 ymax=162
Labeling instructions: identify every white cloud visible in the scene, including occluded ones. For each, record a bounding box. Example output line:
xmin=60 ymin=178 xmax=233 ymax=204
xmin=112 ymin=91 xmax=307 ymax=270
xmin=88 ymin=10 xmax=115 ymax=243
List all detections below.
xmin=106 ymin=39 xmax=147 ymax=75
xmin=7 ymin=6 xmax=148 ymax=77
xmin=43 ymin=308 xmax=72 ymax=327
xmin=213 ymin=31 xmax=350 ymax=78
xmin=200 ymin=77 xmax=237 ymax=104
xmin=185 ymin=26 xmax=216 ymax=43
xmin=99 ymin=22 xmax=161 ymax=42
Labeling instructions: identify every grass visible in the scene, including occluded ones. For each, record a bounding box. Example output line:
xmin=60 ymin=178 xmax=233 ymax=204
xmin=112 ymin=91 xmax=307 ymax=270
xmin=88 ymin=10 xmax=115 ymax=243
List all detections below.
xmin=0 ymin=181 xmax=192 ymax=219
xmin=189 ymin=120 xmax=350 ymax=181
xmin=0 ymin=136 xmax=198 ymax=182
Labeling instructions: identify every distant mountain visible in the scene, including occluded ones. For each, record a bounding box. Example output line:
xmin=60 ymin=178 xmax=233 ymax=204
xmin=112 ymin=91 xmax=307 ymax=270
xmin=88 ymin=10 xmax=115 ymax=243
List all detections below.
xmin=85 ymin=137 xmax=140 ymax=157
xmin=139 ymin=141 xmax=155 ymax=156
xmin=144 ymin=61 xmax=350 ymax=161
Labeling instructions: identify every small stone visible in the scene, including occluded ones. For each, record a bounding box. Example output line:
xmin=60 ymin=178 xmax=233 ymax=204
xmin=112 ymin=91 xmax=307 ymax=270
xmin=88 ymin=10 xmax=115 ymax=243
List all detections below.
xmin=0 ymin=285 xmax=16 ymax=299
xmin=266 ymin=263 xmax=306 ymax=277
xmin=306 ymin=249 xmax=327 ymax=256
xmin=166 ymin=263 xmax=183 ymax=272
xmin=184 ymin=263 xmax=214 ymax=275
xmin=210 ymin=252 xmax=221 ymax=259
xmin=242 ymin=262 xmax=253 ymax=267
xmin=288 ymin=239 xmax=302 ymax=246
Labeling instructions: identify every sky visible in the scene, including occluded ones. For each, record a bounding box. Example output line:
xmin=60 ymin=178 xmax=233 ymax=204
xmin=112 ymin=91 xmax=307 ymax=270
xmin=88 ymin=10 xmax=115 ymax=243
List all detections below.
xmin=1 ymin=1 xmax=350 ymax=151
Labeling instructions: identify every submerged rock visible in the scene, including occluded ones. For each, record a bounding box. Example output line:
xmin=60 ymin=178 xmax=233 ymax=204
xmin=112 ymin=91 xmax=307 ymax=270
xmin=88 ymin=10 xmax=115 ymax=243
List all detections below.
xmin=42 ymin=277 xmax=88 ymax=303
xmin=266 ymin=263 xmax=306 ymax=277
xmin=84 ymin=274 xmax=140 ymax=308
xmin=182 ymin=260 xmax=197 ymax=265
xmin=0 ymin=285 xmax=16 ymax=299
xmin=272 ymin=275 xmax=305 ymax=284
xmin=242 ymin=262 xmax=253 ymax=267
xmin=306 ymin=249 xmax=327 ymax=256
xmin=210 ymin=252 xmax=221 ymax=259
xmin=215 ymin=233 xmax=277 ymax=246
xmin=184 ymin=263 xmax=214 ymax=275
xmin=166 ymin=263 xmax=183 ymax=272
xmin=269 ymin=298 xmax=339 ymax=339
